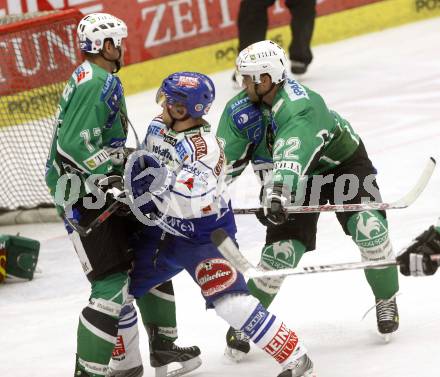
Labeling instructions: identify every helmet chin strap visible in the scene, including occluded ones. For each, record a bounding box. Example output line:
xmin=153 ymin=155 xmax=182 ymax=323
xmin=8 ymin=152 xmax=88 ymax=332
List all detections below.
xmin=100 ymin=46 xmax=122 ymax=73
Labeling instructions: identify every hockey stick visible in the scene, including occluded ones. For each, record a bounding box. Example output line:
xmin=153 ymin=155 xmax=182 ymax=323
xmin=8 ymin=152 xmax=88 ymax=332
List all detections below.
xmin=233 ymin=157 xmax=436 ymax=215
xmin=211 ymin=228 xmax=399 ymax=278
xmin=63 ymin=199 xmax=124 ymax=238
xmin=211 ymin=229 xmax=440 ymax=278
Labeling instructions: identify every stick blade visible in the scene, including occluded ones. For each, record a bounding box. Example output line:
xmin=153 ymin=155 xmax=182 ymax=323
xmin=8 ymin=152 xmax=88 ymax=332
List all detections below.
xmin=211 ymin=229 xmax=254 ymax=276
xmin=393 ymin=156 xmax=436 ymax=208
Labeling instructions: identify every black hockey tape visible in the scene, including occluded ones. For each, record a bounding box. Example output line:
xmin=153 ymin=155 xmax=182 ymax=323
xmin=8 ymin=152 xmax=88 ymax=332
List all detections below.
xmin=210 ymin=228 xmax=228 ymax=247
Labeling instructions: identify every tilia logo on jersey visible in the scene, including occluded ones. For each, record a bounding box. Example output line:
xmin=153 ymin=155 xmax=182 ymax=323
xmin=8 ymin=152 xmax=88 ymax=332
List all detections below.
xmin=83 ymin=149 xmax=110 ymax=170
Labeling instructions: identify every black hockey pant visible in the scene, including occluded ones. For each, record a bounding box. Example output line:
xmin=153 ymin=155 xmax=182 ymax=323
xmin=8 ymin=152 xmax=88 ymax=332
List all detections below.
xmin=237 ymin=0 xmax=316 ymax=65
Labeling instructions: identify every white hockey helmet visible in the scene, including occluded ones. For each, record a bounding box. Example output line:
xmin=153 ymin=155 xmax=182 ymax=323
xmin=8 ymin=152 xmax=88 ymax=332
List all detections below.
xmin=77 ymin=13 xmax=128 ymax=54
xmin=236 ymin=40 xmax=288 ymax=84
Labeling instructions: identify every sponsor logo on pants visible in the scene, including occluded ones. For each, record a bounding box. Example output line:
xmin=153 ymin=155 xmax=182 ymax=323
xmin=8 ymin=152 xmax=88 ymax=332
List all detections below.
xmin=196 ymin=258 xmax=237 ymax=296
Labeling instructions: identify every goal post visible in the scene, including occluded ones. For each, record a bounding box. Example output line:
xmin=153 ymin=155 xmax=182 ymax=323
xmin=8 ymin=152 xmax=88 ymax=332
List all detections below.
xmin=0 ymin=9 xmax=83 ymax=224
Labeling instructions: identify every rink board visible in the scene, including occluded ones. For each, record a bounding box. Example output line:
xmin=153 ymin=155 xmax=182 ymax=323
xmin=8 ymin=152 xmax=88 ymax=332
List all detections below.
xmin=120 ymin=0 xmax=440 ymax=95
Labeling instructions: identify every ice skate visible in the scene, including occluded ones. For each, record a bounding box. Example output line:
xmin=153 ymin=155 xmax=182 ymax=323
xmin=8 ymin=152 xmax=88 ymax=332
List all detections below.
xmin=147 ymin=324 xmax=202 ymax=377
xmin=224 ymin=326 xmax=250 ymax=362
xmin=290 ymin=60 xmax=308 ymax=75
xmin=376 ymin=296 xmax=399 ymax=342
xmin=277 ymin=354 xmax=314 ymax=377
xmin=106 ymin=365 xmax=143 ymax=377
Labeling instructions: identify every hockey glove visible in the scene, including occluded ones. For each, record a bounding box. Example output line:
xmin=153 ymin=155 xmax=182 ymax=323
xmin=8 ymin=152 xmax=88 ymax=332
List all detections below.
xmin=131 ymin=153 xmax=173 ymax=197
xmin=396 ymin=226 xmax=440 ymax=276
xmin=95 ymin=175 xmax=130 ymax=216
xmin=125 ymin=151 xmax=173 ymax=214
xmin=96 ymin=175 xmax=125 ymax=199
xmin=263 ymin=183 xmax=289 ymax=226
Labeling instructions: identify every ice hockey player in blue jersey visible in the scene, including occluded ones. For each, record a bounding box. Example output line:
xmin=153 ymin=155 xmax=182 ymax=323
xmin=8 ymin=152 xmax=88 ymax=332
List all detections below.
xmin=111 ymin=71 xmax=315 ymax=377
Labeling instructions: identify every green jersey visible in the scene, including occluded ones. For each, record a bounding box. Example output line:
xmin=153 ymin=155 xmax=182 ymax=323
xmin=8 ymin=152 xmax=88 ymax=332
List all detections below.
xmin=217 ymin=79 xmax=360 ymax=193
xmin=45 ymin=61 xmax=128 ymax=208
xmin=217 ymin=90 xmax=272 ymax=184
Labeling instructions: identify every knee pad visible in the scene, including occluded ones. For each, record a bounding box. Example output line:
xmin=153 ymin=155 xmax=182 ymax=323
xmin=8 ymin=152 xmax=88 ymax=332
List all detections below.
xmin=82 ymin=290 xmax=130 ymax=342
xmin=80 ymin=299 xmax=123 ymax=344
xmin=214 ymin=293 xmax=261 ymax=330
xmin=347 ymin=210 xmax=394 ymax=262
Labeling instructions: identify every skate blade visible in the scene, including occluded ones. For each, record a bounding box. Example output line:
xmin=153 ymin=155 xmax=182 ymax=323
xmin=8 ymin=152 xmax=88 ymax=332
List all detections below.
xmin=155 ymin=357 xmax=202 ymax=377
xmin=223 ymin=346 xmax=247 ymax=363
xmin=380 ymin=333 xmax=392 ymax=343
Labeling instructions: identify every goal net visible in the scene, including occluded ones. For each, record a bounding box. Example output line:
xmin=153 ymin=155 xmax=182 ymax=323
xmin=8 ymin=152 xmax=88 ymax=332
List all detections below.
xmin=0 ymin=9 xmax=83 ymax=223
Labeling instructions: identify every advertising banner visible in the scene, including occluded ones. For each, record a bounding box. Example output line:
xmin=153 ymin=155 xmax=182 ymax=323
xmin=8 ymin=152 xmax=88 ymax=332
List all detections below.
xmin=0 ymin=0 xmax=382 ymax=66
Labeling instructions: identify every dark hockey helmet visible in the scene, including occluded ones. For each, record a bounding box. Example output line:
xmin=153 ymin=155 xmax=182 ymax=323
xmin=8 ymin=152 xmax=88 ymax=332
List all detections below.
xmin=156 ymin=72 xmax=215 ymax=118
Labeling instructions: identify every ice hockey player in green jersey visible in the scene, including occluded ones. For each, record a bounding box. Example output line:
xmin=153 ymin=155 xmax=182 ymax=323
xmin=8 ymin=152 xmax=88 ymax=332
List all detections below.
xmin=45 ymin=13 xmax=199 ymax=377
xmin=217 ymin=40 xmax=400 ymax=361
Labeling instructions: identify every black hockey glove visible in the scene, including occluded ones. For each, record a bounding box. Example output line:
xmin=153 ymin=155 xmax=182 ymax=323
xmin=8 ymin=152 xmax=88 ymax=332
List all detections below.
xmin=255 ymin=207 xmax=273 ymax=227
xmin=396 ymin=226 xmax=440 ymax=276
xmin=96 ymin=175 xmax=130 ymax=216
xmin=263 ymin=183 xmax=289 ymax=226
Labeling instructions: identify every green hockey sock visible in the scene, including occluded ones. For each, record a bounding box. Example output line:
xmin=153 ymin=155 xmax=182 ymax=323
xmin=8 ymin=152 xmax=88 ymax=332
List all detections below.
xmin=346 ymin=210 xmax=399 ymax=299
xmin=248 ymin=239 xmax=305 ymax=308
xmin=136 ymin=281 xmax=177 ymax=341
xmin=76 ymin=272 xmax=129 ymax=376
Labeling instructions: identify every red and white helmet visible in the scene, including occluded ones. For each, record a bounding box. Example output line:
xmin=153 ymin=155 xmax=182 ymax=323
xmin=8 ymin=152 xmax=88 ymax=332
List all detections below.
xmin=77 ymin=13 xmax=127 ymax=54
xmin=236 ymin=40 xmax=288 ymax=84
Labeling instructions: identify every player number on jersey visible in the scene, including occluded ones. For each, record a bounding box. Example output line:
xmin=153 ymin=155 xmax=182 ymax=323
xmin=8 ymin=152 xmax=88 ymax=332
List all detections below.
xmin=273 ymin=137 xmax=301 ymax=161
xmin=80 ymin=128 xmax=102 ymax=153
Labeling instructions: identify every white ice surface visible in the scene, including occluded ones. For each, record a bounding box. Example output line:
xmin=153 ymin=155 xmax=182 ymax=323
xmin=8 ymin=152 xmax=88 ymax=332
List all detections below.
xmin=2 ymin=17 xmax=440 ymax=377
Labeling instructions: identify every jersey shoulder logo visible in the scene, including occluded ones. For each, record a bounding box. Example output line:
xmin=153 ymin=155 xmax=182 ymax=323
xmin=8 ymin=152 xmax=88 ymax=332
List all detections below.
xmin=189 ymin=134 xmax=208 ymax=160
xmin=285 ymin=79 xmax=309 ymax=102
xmin=74 ymin=63 xmax=93 ymax=86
